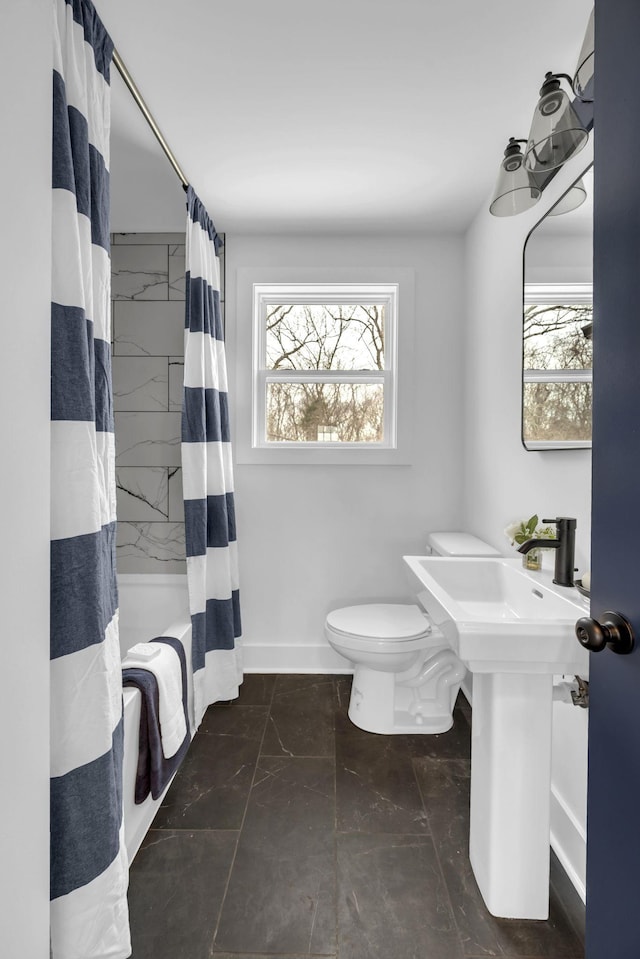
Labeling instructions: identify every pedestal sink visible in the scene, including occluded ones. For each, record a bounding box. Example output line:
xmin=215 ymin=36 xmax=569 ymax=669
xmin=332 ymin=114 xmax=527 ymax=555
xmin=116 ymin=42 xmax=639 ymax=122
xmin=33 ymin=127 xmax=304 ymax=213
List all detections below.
xmin=403 ymin=555 xmax=589 ymax=920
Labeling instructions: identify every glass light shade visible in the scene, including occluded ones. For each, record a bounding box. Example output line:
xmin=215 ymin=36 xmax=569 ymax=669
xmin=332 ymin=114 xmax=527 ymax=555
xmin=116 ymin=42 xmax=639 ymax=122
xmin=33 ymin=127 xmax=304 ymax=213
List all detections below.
xmin=573 ymin=9 xmax=594 ymax=100
xmin=489 ymin=142 xmax=541 ymax=217
xmin=547 ymin=177 xmax=587 ymax=216
xmin=524 ymin=80 xmax=589 ymax=173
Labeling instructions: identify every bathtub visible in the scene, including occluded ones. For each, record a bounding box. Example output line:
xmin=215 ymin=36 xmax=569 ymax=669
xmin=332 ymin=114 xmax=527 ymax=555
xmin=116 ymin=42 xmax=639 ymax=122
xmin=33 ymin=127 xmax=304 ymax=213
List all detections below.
xmin=117 ymin=573 xmax=194 ymax=862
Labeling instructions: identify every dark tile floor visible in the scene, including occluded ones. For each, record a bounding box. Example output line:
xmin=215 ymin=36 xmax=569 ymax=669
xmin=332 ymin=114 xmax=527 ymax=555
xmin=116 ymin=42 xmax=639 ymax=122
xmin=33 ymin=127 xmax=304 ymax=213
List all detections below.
xmin=127 ymin=674 xmax=586 ymax=959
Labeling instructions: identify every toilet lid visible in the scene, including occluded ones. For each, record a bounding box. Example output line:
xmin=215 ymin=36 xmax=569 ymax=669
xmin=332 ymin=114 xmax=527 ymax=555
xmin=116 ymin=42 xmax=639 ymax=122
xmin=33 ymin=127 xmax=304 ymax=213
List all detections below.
xmin=326 ymin=604 xmax=431 ymax=641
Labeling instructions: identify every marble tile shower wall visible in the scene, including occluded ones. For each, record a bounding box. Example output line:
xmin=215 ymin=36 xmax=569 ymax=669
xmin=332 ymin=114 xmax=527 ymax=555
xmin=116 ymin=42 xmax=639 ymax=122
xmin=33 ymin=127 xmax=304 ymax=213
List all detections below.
xmin=111 ymin=232 xmax=225 ymax=573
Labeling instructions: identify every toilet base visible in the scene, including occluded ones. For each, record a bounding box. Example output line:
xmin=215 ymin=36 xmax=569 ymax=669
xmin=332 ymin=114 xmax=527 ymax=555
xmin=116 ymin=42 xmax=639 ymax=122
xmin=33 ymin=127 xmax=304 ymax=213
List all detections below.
xmin=348 ymin=695 xmax=454 ymax=735
xmin=347 ymin=648 xmax=466 ymax=735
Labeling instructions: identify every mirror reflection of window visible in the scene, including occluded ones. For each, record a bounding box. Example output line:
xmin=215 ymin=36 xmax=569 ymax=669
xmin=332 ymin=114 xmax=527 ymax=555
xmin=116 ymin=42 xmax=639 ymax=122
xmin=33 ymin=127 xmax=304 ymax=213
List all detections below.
xmin=523 ymin=284 xmax=593 ymax=447
xmin=522 ymin=167 xmax=593 ymax=450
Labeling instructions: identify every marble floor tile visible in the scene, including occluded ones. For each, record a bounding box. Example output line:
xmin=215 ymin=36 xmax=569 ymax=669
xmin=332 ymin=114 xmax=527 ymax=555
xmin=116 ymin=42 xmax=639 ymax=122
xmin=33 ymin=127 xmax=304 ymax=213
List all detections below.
xmin=261 ymin=675 xmax=336 ymax=758
xmin=152 ymin=706 xmax=268 ymax=831
xmin=550 ymin=850 xmax=586 ymax=948
xmin=336 ymin=686 xmax=471 ymax=763
xmin=335 ymin=674 xmax=354 ymax=710
xmin=438 ymin=845 xmax=583 ymax=958
xmin=413 ymin=756 xmax=583 ymax=958
xmin=127 ymin=829 xmax=236 ymax=959
xmin=335 ymin=711 xmax=429 ymax=834
xmin=337 ymin=832 xmax=463 ymax=959
xmin=213 ymin=757 xmax=336 ymax=956
xmin=212 ymin=672 xmax=277 ymax=707
xmin=413 ymin=755 xmax=471 ymax=836
xmin=125 ymin=673 xmax=584 ymax=959
xmin=400 ymin=702 xmax=472 ymax=761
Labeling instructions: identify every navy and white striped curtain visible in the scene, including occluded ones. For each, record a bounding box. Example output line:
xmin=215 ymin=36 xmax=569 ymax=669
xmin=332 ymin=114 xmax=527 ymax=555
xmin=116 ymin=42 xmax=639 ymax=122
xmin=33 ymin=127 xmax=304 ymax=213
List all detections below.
xmin=183 ymin=189 xmax=242 ymax=725
xmin=51 ymin=1 xmax=130 ymax=956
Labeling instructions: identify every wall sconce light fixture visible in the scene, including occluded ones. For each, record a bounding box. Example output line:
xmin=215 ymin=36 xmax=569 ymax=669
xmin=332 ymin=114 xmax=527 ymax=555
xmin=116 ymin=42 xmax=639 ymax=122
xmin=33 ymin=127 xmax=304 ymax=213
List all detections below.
xmin=524 ymin=72 xmax=589 ymax=174
xmin=489 ymin=138 xmax=541 ymax=217
xmin=489 ymin=8 xmax=593 ymax=217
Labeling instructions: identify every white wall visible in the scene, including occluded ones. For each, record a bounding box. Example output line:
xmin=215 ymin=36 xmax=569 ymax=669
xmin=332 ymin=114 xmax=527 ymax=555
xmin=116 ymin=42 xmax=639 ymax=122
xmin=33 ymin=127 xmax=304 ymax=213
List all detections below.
xmin=0 ymin=0 xmax=51 ymax=953
xmin=226 ymin=234 xmax=467 ymax=671
xmin=109 ymin=72 xmax=187 ymax=233
xmin=463 ymin=142 xmax=594 ymax=899
xmin=525 ymin=230 xmax=593 ymax=285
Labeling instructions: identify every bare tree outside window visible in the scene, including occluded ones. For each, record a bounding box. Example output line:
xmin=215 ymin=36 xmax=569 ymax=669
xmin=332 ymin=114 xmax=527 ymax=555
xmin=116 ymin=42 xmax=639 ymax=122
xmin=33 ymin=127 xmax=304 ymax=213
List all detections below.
xmin=524 ymin=303 xmax=592 ymax=370
xmin=523 ymin=300 xmax=593 ymax=444
xmin=265 ymin=304 xmax=386 ymax=443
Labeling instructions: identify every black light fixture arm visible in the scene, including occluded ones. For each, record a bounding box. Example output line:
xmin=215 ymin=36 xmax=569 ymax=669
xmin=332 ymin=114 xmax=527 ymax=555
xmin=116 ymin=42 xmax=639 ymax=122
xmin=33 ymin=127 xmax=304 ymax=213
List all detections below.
xmin=540 ymin=70 xmax=592 ymax=103
xmin=501 ymin=137 xmax=528 ymax=166
xmin=500 ymin=138 xmax=535 ymax=176
xmin=540 ymin=71 xmax=574 ymax=93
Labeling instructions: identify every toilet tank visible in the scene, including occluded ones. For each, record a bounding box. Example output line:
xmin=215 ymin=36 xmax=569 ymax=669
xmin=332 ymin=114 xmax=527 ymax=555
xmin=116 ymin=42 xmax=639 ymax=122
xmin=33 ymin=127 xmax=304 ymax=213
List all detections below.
xmin=426 ymin=531 xmax=501 ymax=557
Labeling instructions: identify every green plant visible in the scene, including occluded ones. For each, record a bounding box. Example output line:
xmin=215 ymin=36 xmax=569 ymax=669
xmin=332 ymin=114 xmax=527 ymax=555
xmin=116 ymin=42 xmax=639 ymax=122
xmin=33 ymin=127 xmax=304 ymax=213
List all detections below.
xmin=504 ymin=514 xmax=555 ymax=546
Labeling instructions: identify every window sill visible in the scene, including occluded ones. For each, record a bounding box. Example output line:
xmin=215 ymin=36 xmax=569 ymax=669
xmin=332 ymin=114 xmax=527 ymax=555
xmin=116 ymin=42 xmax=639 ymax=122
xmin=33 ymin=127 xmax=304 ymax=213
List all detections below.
xmin=235 ymin=444 xmax=412 ymax=466
xmin=522 ymin=439 xmax=592 ymax=452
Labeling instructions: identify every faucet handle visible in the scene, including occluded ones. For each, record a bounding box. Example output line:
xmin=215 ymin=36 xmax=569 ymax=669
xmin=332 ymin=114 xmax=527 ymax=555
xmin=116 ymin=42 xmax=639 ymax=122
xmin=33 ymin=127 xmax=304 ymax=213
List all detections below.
xmin=542 ymin=517 xmax=577 ymax=527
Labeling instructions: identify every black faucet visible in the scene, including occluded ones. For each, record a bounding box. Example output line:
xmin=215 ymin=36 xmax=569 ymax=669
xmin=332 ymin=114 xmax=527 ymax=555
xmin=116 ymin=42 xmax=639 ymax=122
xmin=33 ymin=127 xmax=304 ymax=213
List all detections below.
xmin=517 ymin=517 xmax=577 ymax=587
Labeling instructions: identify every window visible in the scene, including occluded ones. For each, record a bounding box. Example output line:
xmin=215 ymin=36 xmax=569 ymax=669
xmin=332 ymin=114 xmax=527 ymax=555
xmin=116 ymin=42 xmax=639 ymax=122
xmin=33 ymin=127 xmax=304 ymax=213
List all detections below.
xmin=522 ymin=283 xmax=593 ymax=450
xmin=252 ymin=284 xmax=398 ymax=451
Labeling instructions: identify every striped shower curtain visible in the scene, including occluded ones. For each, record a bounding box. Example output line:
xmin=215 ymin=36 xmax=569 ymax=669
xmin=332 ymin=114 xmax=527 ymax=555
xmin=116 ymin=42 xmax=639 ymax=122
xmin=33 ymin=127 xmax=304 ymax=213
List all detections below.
xmin=51 ymin=1 xmax=130 ymax=956
xmin=183 ymin=188 xmax=242 ymax=726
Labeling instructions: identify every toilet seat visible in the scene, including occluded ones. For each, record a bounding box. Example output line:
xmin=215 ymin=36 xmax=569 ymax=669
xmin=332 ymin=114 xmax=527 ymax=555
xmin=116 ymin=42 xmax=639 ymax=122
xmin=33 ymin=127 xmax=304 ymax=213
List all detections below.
xmin=325 ymin=604 xmax=431 ymax=642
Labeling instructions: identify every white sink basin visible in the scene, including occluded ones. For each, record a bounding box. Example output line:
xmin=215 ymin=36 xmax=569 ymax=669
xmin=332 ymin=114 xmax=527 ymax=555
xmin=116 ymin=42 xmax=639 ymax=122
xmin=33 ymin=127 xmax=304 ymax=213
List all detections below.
xmin=403 ymin=555 xmax=589 ymax=674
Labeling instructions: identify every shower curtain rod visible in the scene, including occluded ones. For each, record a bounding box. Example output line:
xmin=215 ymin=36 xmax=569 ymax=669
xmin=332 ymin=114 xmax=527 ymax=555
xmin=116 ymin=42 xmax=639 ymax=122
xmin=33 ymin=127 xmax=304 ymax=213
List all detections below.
xmin=112 ymin=48 xmax=189 ymax=191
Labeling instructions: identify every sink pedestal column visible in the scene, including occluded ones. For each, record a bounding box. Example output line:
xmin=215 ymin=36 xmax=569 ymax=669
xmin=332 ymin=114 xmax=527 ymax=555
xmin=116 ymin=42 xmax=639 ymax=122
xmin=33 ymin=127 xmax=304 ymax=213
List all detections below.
xmin=468 ymin=671 xmax=554 ymax=919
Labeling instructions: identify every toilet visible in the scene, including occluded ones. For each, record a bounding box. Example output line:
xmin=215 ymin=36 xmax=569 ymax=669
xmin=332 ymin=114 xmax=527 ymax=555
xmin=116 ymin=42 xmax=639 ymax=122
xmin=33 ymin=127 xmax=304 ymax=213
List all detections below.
xmin=325 ymin=532 xmax=500 ymax=735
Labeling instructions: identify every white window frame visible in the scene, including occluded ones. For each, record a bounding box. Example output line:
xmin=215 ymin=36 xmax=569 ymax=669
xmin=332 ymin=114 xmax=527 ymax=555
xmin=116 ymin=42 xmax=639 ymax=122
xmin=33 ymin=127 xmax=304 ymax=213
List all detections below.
xmin=522 ymin=282 xmax=593 ymax=451
xmin=252 ymin=283 xmax=398 ymax=452
xmin=234 ymin=267 xmax=415 ymax=466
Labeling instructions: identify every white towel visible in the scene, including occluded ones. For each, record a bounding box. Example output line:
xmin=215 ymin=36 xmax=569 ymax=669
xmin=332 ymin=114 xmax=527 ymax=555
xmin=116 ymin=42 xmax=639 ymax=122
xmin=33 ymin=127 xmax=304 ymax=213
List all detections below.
xmin=123 ymin=642 xmax=187 ymax=759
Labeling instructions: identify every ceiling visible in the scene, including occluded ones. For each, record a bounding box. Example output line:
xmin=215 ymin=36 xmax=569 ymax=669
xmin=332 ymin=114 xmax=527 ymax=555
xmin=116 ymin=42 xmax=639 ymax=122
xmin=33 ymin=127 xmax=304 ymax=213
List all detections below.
xmin=101 ymin=0 xmax=594 ymax=234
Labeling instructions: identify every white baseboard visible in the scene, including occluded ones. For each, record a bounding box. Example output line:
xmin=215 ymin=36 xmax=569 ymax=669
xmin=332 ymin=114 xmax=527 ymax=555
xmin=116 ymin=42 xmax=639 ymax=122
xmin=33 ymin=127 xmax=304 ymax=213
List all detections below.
xmin=550 ymin=786 xmax=587 ymax=903
xmin=242 ymin=642 xmax=353 ymax=674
